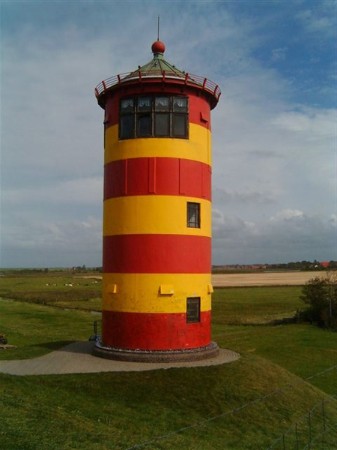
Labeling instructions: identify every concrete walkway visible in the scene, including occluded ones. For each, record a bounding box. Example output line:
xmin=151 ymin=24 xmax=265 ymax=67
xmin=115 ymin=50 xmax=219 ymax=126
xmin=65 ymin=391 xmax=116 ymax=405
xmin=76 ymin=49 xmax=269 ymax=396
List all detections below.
xmin=0 ymin=342 xmax=240 ymax=376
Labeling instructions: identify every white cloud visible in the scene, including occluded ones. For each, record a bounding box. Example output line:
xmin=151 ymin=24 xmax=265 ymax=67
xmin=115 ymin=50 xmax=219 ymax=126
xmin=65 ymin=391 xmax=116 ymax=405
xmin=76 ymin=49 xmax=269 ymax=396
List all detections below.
xmin=2 ymin=214 xmax=102 ymax=267
xmin=271 ymin=108 xmax=336 ymax=137
xmin=212 ymin=209 xmax=336 ymax=264
xmin=1 ymin=1 xmax=336 ymax=267
xmin=296 ymin=4 xmax=337 ymax=37
xmin=3 ymin=177 xmax=102 ymax=206
xmin=270 ymin=209 xmax=305 ymax=222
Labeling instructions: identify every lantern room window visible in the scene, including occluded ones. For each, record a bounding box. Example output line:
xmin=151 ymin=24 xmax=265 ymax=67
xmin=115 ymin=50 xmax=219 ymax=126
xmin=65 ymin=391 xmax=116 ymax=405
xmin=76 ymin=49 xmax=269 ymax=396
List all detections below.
xmin=119 ymin=95 xmax=188 ymax=139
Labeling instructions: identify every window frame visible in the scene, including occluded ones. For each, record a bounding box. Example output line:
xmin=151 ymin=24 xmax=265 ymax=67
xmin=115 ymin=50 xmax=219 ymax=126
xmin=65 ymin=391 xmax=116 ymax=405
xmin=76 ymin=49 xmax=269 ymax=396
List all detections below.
xmin=187 ymin=202 xmax=201 ymax=228
xmin=119 ymin=95 xmax=188 ymax=140
xmin=186 ymin=297 xmax=201 ymax=323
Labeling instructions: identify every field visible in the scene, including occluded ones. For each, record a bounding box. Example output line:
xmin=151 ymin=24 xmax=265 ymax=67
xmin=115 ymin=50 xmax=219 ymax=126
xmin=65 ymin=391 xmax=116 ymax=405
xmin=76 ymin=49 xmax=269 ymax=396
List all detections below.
xmin=0 ymin=271 xmax=336 ymax=449
xmin=212 ymin=270 xmax=325 ymax=287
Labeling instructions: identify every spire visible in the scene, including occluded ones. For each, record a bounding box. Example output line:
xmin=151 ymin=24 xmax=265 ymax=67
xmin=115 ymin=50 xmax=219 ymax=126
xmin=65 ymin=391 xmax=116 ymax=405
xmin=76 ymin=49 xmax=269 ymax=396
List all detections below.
xmin=152 ymin=16 xmax=165 ymax=56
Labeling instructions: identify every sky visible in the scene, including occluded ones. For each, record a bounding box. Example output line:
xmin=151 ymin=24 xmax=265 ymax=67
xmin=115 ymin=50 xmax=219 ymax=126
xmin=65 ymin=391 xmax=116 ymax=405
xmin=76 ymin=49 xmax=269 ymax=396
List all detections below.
xmin=1 ymin=0 xmax=336 ymax=268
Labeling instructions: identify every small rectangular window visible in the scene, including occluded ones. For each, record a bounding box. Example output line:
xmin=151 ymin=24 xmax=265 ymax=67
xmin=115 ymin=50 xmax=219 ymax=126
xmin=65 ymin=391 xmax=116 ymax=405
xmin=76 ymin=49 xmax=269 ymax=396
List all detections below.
xmin=187 ymin=297 xmax=200 ymax=323
xmin=187 ymin=202 xmax=200 ymax=228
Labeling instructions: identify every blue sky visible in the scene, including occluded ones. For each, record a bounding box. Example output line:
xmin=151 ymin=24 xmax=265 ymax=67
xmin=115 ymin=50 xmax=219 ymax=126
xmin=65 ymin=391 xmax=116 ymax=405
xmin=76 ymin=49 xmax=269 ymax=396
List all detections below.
xmin=1 ymin=0 xmax=336 ymax=267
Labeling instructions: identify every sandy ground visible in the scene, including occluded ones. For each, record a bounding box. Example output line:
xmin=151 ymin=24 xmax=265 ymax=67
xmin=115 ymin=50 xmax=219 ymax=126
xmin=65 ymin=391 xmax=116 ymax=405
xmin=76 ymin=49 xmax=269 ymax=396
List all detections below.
xmin=212 ymin=271 xmax=324 ymax=287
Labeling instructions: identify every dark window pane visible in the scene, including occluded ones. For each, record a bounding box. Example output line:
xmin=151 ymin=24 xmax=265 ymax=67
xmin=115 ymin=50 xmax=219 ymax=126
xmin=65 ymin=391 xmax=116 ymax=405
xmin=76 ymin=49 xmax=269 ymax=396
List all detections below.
xmin=173 ymin=97 xmax=188 ymax=112
xmin=155 ymin=113 xmax=170 ymax=136
xmin=138 ymin=97 xmax=152 ymax=112
xmin=187 ymin=297 xmax=200 ymax=323
xmin=173 ymin=114 xmax=187 ymax=137
xmin=120 ymin=114 xmax=134 ymax=139
xmin=121 ymin=98 xmax=134 ymax=113
xmin=187 ymin=202 xmax=200 ymax=228
xmin=155 ymin=96 xmax=169 ymax=111
xmin=137 ymin=114 xmax=152 ymax=136
xmin=120 ymin=95 xmax=189 ymax=140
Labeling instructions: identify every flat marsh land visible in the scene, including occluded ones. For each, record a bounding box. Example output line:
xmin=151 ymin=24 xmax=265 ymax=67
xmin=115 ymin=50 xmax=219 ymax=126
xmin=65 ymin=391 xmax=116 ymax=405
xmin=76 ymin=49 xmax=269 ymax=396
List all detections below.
xmin=0 ymin=271 xmax=336 ymax=449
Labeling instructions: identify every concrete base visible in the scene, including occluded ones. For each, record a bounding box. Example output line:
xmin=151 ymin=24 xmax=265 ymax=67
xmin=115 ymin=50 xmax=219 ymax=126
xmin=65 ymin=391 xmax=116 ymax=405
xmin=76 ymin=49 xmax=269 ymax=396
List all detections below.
xmin=93 ymin=341 xmax=219 ymax=363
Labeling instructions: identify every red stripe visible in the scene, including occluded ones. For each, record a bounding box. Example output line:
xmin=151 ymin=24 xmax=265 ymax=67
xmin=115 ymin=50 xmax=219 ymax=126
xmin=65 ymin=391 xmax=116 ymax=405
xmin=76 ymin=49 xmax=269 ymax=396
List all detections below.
xmin=101 ymin=310 xmax=211 ymax=350
xmin=104 ymin=158 xmax=211 ymax=200
xmin=103 ymin=235 xmax=211 ymax=273
xmin=104 ymin=90 xmax=211 ymax=129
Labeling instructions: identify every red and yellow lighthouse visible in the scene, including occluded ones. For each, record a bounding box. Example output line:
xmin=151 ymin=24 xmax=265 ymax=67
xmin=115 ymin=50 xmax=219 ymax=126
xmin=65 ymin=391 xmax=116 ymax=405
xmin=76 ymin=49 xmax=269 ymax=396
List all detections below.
xmin=94 ymin=40 xmax=220 ymax=361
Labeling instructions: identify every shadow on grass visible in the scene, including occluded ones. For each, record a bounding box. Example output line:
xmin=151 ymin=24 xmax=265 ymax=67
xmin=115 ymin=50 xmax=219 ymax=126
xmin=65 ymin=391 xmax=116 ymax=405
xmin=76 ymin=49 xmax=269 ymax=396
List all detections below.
xmin=37 ymin=340 xmax=95 ymax=354
xmin=36 ymin=341 xmax=74 ymax=351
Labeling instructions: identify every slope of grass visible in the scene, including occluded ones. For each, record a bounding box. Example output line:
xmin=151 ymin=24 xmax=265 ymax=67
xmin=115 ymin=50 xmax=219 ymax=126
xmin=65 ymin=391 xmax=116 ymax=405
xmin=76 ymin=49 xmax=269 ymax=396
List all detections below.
xmin=212 ymin=286 xmax=303 ymax=324
xmin=212 ymin=289 xmax=337 ymax=396
xmin=1 ymin=355 xmax=336 ymax=449
xmin=0 ymin=299 xmax=95 ymax=360
xmin=0 ymin=276 xmax=336 ymax=449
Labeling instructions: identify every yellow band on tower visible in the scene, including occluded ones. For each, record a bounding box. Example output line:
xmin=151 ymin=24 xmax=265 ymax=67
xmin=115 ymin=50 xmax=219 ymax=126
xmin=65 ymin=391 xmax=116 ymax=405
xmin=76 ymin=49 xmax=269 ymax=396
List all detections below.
xmin=103 ymin=196 xmax=211 ymax=237
xmin=104 ymin=123 xmax=212 ymax=165
xmin=103 ymin=273 xmax=212 ymax=313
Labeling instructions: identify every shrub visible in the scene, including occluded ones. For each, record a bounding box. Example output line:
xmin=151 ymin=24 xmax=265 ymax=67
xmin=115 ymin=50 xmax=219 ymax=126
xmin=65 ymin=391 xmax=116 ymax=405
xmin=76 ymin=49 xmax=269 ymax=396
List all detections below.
xmin=300 ymin=272 xmax=337 ymax=329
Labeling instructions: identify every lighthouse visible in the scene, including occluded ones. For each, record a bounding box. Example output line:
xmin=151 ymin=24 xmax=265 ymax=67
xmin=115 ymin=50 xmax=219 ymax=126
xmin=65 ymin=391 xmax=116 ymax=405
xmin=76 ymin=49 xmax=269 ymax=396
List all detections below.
xmin=94 ymin=39 xmax=221 ymax=361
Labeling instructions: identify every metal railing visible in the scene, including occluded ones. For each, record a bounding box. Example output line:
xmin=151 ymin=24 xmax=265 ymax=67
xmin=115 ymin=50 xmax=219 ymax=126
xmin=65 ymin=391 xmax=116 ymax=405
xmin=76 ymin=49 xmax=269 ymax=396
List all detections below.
xmin=95 ymin=70 xmax=221 ymax=100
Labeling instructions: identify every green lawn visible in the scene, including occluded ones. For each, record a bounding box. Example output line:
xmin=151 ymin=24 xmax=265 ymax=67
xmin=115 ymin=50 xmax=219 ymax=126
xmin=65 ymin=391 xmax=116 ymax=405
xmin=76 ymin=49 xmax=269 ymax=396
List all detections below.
xmin=0 ymin=274 xmax=336 ymax=449
xmin=0 ymin=271 xmax=102 ymax=311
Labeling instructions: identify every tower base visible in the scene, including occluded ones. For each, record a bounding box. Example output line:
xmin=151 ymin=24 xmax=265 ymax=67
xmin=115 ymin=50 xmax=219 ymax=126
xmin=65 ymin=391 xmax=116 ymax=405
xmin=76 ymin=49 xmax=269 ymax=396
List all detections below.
xmin=93 ymin=341 xmax=219 ymax=363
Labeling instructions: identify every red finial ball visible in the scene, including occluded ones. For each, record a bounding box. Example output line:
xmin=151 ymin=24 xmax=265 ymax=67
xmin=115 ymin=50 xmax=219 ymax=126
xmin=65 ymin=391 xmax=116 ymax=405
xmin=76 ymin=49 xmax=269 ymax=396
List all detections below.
xmin=152 ymin=40 xmax=165 ymax=54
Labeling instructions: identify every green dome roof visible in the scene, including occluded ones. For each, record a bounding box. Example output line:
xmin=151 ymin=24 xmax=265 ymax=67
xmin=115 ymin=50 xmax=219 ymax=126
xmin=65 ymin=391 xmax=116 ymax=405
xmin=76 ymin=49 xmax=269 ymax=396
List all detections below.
xmin=124 ymin=40 xmax=186 ymax=80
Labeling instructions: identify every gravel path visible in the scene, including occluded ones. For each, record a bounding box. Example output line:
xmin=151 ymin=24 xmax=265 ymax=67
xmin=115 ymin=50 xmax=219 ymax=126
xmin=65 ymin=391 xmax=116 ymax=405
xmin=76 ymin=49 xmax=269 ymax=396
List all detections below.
xmin=0 ymin=342 xmax=240 ymax=376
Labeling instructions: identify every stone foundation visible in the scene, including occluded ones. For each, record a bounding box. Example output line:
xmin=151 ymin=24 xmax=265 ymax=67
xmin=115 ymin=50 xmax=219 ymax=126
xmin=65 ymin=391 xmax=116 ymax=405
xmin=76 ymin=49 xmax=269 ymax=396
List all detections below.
xmin=93 ymin=341 xmax=219 ymax=363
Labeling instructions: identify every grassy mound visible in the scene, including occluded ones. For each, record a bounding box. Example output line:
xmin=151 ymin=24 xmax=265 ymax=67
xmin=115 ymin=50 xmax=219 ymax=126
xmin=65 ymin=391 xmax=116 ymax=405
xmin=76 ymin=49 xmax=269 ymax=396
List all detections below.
xmin=0 ymin=274 xmax=336 ymax=449
xmin=1 ymin=354 xmax=336 ymax=449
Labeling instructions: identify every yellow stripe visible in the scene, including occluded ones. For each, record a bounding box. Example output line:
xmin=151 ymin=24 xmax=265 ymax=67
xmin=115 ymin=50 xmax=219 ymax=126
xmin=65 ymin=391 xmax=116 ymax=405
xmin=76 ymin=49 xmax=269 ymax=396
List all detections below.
xmin=104 ymin=123 xmax=212 ymax=165
xmin=103 ymin=196 xmax=211 ymax=236
xmin=102 ymin=273 xmax=212 ymax=313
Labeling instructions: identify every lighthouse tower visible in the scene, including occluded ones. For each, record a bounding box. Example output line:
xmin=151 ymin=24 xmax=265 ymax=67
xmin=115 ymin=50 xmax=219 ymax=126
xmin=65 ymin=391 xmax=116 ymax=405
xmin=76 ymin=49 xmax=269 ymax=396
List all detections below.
xmin=94 ymin=40 xmax=221 ymax=361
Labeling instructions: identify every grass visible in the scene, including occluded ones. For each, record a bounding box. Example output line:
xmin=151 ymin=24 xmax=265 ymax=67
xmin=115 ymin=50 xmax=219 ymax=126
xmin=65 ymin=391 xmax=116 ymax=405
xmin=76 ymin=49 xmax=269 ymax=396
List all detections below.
xmin=0 ymin=271 xmax=102 ymax=311
xmin=0 ymin=299 xmax=95 ymax=359
xmin=212 ymin=286 xmax=303 ymax=324
xmin=0 ymin=273 xmax=337 ymax=449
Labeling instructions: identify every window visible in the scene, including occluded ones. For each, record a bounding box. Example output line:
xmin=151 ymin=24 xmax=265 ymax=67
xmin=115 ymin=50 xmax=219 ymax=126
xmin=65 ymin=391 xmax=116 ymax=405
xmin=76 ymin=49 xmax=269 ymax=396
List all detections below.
xmin=119 ymin=95 xmax=188 ymax=139
xmin=120 ymin=98 xmax=135 ymax=139
xmin=187 ymin=202 xmax=200 ymax=228
xmin=186 ymin=297 xmax=200 ymax=323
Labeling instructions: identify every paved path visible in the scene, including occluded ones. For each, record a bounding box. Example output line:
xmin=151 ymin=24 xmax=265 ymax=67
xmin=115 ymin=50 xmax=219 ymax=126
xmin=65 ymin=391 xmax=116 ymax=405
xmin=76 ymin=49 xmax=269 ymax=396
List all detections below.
xmin=0 ymin=342 xmax=240 ymax=376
